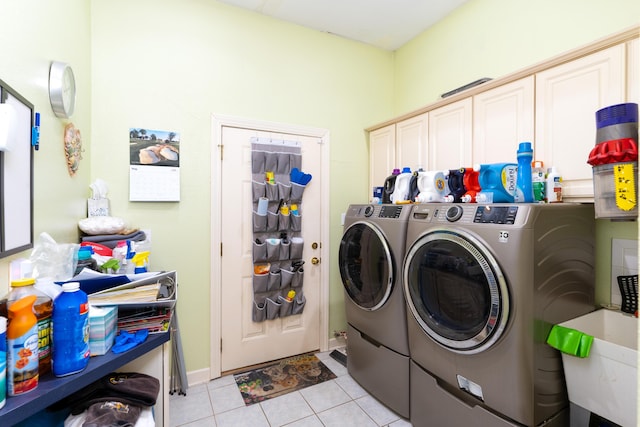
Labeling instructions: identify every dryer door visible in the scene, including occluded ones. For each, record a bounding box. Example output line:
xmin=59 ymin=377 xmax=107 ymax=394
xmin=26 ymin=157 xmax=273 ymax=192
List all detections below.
xmin=339 ymin=221 xmax=394 ymax=311
xmin=403 ymin=228 xmax=509 ymax=354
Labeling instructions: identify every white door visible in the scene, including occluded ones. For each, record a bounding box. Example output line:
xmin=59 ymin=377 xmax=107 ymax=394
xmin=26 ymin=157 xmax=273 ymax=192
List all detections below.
xmin=212 ymin=118 xmax=328 ymax=375
xmin=369 ymin=124 xmax=396 ymax=193
xmin=396 ymin=112 xmax=429 ymax=172
xmin=428 ymin=98 xmax=472 ymax=171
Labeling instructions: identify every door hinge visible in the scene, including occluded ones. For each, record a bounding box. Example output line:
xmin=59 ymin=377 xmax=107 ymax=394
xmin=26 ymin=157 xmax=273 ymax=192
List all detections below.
xmin=218 ymin=144 xmax=223 ymax=161
xmin=220 ymin=242 xmax=223 ymax=257
xmin=220 ymin=338 xmax=222 ymax=351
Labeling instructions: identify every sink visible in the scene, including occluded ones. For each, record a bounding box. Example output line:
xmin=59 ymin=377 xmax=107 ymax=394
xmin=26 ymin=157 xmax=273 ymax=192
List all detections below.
xmin=559 ymin=309 xmax=638 ymax=427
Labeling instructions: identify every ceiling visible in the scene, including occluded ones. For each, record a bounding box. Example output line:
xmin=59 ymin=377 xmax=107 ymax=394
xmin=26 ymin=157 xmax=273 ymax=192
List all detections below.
xmin=217 ymin=0 xmax=470 ymax=51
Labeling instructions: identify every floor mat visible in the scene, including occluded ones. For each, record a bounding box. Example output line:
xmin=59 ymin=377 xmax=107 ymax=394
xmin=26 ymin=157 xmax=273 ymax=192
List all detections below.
xmin=234 ymin=353 xmax=337 ymax=405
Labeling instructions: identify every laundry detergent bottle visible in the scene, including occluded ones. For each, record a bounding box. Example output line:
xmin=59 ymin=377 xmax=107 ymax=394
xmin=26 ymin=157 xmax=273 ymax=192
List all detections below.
xmin=514 ymin=142 xmax=534 ymax=203
xmin=443 ymin=168 xmax=466 ymax=203
xmin=52 ymin=282 xmax=90 ymax=377
xmin=7 ymin=295 xmax=39 ymax=396
xmin=0 ymin=316 xmax=6 ymax=409
xmin=475 ymin=163 xmax=518 ymax=203
xmin=415 ymin=170 xmax=447 ymax=203
xmin=461 ymin=168 xmax=481 ymax=203
xmin=382 ymin=169 xmax=401 ymax=204
xmin=391 ymin=167 xmax=412 ymax=203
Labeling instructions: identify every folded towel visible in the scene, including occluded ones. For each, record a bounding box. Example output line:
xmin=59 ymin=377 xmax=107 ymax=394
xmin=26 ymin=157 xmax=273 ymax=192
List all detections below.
xmin=546 ymin=325 xmax=593 ymax=358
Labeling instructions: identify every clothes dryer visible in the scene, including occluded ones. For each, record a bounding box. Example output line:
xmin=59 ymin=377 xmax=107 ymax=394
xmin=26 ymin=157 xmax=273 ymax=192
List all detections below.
xmin=403 ymin=203 xmax=595 ymax=427
xmin=339 ymin=204 xmax=411 ymax=417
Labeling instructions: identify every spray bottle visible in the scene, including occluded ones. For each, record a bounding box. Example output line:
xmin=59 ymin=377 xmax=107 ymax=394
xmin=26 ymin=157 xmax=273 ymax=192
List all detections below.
xmin=131 ymin=251 xmax=150 ymax=274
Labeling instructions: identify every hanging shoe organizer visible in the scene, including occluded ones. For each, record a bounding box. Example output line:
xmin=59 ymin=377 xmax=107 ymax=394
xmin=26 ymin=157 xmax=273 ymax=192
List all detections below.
xmin=251 ymin=137 xmax=307 ymax=322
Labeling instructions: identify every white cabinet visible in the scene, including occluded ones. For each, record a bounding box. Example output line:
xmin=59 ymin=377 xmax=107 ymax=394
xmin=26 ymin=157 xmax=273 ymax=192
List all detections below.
xmin=473 ymin=76 xmax=535 ymax=165
xmin=628 ymin=38 xmax=639 ymax=104
xmin=428 ymin=98 xmax=472 ymax=171
xmin=396 ymin=113 xmax=429 ymax=172
xmin=369 ymin=124 xmax=396 ymax=192
xmin=535 ymin=45 xmax=626 ymax=201
xmin=369 ymin=113 xmax=428 ymax=193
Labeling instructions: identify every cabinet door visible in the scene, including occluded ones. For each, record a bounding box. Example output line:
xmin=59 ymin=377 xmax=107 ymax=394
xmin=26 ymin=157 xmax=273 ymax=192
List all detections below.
xmin=535 ymin=45 xmax=625 ymax=201
xmin=628 ymin=38 xmax=639 ymax=104
xmin=428 ymin=98 xmax=472 ymax=171
xmin=369 ymin=124 xmax=396 ymax=192
xmin=473 ymin=76 xmax=534 ymax=165
xmin=396 ymin=112 xmax=428 ymax=172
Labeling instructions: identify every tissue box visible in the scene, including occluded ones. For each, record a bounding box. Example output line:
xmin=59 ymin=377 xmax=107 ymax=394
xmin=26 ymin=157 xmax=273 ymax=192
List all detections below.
xmin=88 ymin=197 xmax=110 ymax=217
xmin=89 ymin=305 xmax=118 ymax=355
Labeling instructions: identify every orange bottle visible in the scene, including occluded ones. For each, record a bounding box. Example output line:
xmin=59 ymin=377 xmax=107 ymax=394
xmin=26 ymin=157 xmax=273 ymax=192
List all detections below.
xmin=7 ymin=295 xmax=39 ymax=396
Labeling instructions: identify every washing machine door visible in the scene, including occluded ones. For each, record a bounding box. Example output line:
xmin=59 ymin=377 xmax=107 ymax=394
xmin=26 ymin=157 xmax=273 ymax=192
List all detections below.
xmin=339 ymin=221 xmax=394 ymax=311
xmin=403 ymin=228 xmax=509 ymax=354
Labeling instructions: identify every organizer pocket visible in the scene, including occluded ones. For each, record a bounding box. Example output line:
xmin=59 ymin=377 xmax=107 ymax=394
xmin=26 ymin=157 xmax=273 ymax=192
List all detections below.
xmin=252 ymin=272 xmax=269 ymax=293
xmin=278 ymin=212 xmax=290 ymax=232
xmin=252 ymin=151 xmax=266 ymax=174
xmin=267 ymin=211 xmax=279 ymax=232
xmin=280 ymin=269 xmax=295 ymax=288
xmin=292 ymin=269 xmax=304 ymax=288
xmin=266 ymin=238 xmax=281 ymax=262
xmin=252 ymin=180 xmax=266 ymax=201
xmin=278 ymin=295 xmax=293 ymax=317
xmin=292 ymin=293 xmax=306 ymax=315
xmin=277 ymin=182 xmax=292 ymax=200
xmin=253 ymin=212 xmax=267 ymax=233
xmin=290 ymin=153 xmax=302 ymax=171
xmin=252 ymin=300 xmax=267 ymax=322
xmin=290 ymin=182 xmax=306 ymax=201
xmin=268 ymin=270 xmax=281 ymax=291
xmin=253 ymin=239 xmax=267 ymax=263
xmin=266 ymin=182 xmax=278 ymax=201
xmin=265 ymin=152 xmax=278 ymax=173
xmin=266 ymin=298 xmax=281 ymax=320
xmin=279 ymin=239 xmax=291 ymax=260
xmin=290 ymin=237 xmax=304 ymax=260
xmin=290 ymin=213 xmax=301 ymax=232
xmin=276 ymin=152 xmax=290 ymax=174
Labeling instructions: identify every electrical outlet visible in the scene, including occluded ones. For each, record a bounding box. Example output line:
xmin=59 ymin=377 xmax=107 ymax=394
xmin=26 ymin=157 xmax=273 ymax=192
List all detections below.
xmin=610 ymin=238 xmax=638 ymax=307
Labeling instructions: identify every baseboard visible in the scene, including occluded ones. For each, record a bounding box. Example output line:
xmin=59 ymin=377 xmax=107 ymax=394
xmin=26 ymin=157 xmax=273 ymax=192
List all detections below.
xmin=186 ymin=368 xmax=211 ymax=387
xmin=329 ymin=336 xmax=346 ymax=350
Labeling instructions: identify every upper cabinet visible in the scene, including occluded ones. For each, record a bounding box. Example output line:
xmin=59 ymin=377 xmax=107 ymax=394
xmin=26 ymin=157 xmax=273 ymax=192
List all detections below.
xmin=472 ymin=76 xmax=534 ymax=165
xmin=369 ymin=124 xmax=396 ymax=191
xmin=428 ymin=99 xmax=472 ymax=171
xmin=535 ymin=45 xmax=626 ymax=201
xmin=369 ymin=113 xmax=428 ymax=191
xmin=367 ymin=28 xmax=638 ymax=202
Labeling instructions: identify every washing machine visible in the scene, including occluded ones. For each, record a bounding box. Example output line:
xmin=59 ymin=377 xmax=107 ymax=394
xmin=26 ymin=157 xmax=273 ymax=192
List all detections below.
xmin=338 ymin=204 xmax=411 ymax=418
xmin=403 ymin=203 xmax=595 ymax=427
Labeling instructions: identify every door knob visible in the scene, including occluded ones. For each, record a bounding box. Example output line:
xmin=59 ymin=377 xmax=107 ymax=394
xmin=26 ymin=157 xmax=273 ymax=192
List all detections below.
xmin=311 ymin=257 xmax=320 ymax=265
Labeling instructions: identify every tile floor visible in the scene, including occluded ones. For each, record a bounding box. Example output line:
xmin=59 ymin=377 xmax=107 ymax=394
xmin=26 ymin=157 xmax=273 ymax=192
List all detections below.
xmin=169 ymin=350 xmax=412 ymax=427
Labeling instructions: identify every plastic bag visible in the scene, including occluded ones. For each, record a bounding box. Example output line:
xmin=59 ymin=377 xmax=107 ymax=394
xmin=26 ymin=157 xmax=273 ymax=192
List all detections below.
xmin=30 ymin=232 xmax=79 ymax=281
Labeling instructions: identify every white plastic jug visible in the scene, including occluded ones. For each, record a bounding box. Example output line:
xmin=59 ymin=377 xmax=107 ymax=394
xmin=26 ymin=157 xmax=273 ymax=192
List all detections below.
xmin=391 ymin=168 xmax=412 ymax=203
xmin=415 ymin=171 xmax=447 ymax=203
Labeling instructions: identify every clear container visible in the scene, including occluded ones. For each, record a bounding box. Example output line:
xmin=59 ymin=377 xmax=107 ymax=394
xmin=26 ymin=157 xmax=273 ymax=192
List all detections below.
xmin=592 ymin=162 xmax=638 ymax=219
xmin=1 ymin=278 xmax=52 ymax=375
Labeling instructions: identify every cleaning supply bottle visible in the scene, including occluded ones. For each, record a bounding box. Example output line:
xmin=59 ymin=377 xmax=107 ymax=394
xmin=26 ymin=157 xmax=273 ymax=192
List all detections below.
xmin=514 ymin=142 xmax=534 ymax=203
xmin=5 ymin=277 xmax=53 ymax=375
xmin=443 ymin=168 xmax=466 ymax=203
xmin=131 ymin=251 xmax=150 ymax=274
xmin=74 ymin=246 xmax=98 ymax=276
xmin=474 ymin=163 xmax=518 ymax=203
xmin=7 ymin=295 xmax=39 ymax=396
xmin=461 ymin=168 xmax=481 ymax=203
xmin=391 ymin=167 xmax=413 ymax=203
xmin=532 ymin=161 xmax=546 ymax=203
xmin=415 ymin=170 xmax=447 ymax=203
xmin=52 ymin=282 xmax=90 ymax=377
xmin=0 ymin=316 xmax=6 ymax=409
xmin=546 ymin=166 xmax=563 ymax=203
xmin=382 ymin=168 xmax=401 ymax=204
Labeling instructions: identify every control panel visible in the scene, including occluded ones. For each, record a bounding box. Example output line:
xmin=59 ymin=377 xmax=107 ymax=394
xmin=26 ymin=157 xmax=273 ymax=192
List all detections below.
xmin=473 ymin=206 xmax=519 ymax=224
